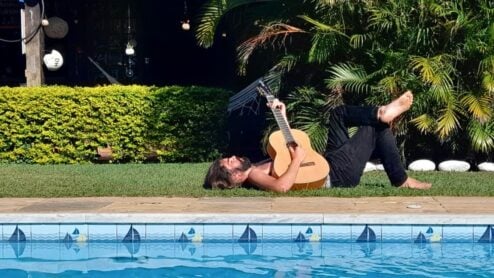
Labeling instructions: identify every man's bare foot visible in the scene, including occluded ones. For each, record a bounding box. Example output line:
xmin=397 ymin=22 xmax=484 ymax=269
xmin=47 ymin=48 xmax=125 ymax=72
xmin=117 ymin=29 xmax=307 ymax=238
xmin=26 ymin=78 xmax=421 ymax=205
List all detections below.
xmin=378 ymin=91 xmax=413 ymax=124
xmin=399 ymin=177 xmax=432 ymax=190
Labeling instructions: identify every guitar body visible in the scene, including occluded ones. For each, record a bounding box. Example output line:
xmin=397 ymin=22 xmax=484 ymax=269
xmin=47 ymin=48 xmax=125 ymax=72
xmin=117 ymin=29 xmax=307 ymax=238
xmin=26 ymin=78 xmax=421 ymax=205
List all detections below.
xmin=266 ymin=129 xmax=330 ymax=190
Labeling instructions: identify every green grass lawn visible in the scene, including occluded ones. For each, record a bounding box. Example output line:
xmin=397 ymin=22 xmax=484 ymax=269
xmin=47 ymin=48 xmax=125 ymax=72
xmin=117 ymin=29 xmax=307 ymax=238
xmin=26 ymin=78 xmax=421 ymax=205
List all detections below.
xmin=0 ymin=163 xmax=493 ymax=198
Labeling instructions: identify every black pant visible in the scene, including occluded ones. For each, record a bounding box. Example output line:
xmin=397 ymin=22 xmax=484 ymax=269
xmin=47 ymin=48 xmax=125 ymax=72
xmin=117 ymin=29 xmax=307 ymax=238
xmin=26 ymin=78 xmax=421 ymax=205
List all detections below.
xmin=324 ymin=105 xmax=407 ymax=187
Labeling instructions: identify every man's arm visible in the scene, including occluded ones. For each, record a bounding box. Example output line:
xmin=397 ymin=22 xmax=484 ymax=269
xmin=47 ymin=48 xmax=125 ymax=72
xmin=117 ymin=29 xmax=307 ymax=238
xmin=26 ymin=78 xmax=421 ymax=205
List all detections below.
xmin=247 ymin=145 xmax=306 ymax=193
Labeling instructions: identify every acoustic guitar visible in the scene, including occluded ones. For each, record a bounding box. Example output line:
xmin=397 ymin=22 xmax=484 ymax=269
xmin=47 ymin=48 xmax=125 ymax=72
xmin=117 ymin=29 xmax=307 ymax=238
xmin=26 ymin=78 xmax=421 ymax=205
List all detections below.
xmin=257 ymin=81 xmax=330 ymax=190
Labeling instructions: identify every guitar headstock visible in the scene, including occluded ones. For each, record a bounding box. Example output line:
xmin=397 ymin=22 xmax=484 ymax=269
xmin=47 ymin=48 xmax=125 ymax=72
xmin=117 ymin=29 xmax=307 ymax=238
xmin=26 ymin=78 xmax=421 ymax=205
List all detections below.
xmin=256 ymin=80 xmax=276 ymax=103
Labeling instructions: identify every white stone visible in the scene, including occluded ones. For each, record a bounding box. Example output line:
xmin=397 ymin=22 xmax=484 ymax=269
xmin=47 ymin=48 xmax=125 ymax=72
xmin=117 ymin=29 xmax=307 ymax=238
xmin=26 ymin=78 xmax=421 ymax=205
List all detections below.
xmin=438 ymin=160 xmax=470 ymax=172
xmin=375 ymin=164 xmax=385 ymax=171
xmin=478 ymin=162 xmax=494 ymax=172
xmin=408 ymin=159 xmax=436 ymax=171
xmin=363 ymin=162 xmax=377 ymax=172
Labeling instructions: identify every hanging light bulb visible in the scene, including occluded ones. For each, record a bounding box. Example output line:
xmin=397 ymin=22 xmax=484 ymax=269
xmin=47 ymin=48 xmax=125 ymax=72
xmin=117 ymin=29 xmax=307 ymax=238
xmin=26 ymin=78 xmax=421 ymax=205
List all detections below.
xmin=181 ymin=0 xmax=190 ymax=31
xmin=181 ymin=19 xmax=190 ymax=31
xmin=125 ymin=4 xmax=135 ymax=56
xmin=125 ymin=42 xmax=135 ymax=56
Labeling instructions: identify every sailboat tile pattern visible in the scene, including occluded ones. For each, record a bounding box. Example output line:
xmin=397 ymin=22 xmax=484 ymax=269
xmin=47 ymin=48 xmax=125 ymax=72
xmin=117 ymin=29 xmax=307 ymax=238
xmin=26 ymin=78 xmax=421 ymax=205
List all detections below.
xmin=475 ymin=225 xmax=494 ymax=243
xmin=1 ymin=223 xmax=494 ymax=244
xmin=3 ymin=225 xmax=30 ymax=242
xmin=175 ymin=224 xmax=204 ymax=243
xmin=292 ymin=225 xmax=321 ymax=242
xmin=233 ymin=224 xmax=262 ymax=243
xmin=352 ymin=224 xmax=380 ymax=243
xmin=412 ymin=225 xmax=443 ymax=243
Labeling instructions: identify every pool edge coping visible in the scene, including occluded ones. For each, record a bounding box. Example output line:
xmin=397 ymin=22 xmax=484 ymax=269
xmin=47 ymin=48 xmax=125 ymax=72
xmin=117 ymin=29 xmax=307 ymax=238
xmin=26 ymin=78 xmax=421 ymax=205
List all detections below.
xmin=0 ymin=213 xmax=493 ymax=224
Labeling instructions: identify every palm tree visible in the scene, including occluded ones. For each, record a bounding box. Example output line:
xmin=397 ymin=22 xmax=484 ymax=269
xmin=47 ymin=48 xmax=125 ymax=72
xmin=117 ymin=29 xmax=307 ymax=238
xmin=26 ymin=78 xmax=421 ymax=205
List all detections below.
xmin=196 ymin=0 xmax=494 ymax=160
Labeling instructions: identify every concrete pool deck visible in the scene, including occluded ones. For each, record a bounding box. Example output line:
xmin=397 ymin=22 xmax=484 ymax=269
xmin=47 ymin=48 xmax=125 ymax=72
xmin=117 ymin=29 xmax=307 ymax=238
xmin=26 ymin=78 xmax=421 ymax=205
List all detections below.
xmin=0 ymin=196 xmax=493 ymax=224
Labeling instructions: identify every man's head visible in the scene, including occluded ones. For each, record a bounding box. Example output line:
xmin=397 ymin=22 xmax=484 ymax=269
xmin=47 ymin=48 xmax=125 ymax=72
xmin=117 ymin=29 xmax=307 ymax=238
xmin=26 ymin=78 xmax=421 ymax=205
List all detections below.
xmin=204 ymin=156 xmax=252 ymax=189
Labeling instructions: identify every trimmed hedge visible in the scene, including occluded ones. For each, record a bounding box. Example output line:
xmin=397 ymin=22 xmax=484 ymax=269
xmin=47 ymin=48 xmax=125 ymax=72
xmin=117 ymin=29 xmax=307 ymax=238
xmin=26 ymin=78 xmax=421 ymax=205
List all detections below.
xmin=0 ymin=85 xmax=230 ymax=164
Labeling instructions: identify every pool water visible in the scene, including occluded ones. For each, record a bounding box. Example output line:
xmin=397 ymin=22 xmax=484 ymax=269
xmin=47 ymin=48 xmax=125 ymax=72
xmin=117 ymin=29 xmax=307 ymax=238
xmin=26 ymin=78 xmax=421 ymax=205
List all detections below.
xmin=1 ymin=241 xmax=493 ymax=277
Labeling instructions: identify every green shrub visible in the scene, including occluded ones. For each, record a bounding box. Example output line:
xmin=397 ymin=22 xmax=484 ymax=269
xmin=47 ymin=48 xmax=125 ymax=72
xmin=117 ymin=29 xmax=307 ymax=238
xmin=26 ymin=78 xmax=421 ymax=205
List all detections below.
xmin=0 ymin=85 xmax=230 ymax=164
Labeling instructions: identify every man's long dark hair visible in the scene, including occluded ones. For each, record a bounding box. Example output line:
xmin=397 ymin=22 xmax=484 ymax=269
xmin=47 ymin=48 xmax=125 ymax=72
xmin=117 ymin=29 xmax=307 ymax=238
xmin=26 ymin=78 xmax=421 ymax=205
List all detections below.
xmin=203 ymin=159 xmax=235 ymax=189
xmin=204 ymin=157 xmax=252 ymax=189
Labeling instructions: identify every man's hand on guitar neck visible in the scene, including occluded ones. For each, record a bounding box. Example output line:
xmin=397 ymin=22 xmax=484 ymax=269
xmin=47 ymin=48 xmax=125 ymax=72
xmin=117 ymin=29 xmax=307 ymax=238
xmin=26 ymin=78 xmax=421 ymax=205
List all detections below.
xmin=267 ymin=98 xmax=287 ymax=121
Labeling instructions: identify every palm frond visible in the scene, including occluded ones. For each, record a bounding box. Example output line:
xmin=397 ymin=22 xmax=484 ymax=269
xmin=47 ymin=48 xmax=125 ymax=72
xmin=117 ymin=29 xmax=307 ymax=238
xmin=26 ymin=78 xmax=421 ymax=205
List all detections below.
xmin=377 ymin=76 xmax=401 ymax=95
xmin=481 ymin=71 xmax=494 ymax=94
xmin=480 ymin=56 xmax=494 ymax=75
xmin=195 ymin=0 xmax=227 ymax=48
xmin=195 ymin=0 xmax=279 ymax=48
xmin=285 ymin=86 xmax=329 ymax=153
xmin=460 ymin=93 xmax=492 ymax=122
xmin=236 ymin=23 xmax=306 ymax=75
xmin=297 ymin=15 xmax=349 ymax=38
xmin=325 ymin=63 xmax=371 ymax=94
xmin=411 ymin=114 xmax=435 ymax=134
xmin=263 ymin=55 xmax=299 ymax=92
xmin=349 ymin=33 xmax=372 ymax=49
xmin=410 ymin=55 xmax=455 ymax=103
xmin=308 ymin=33 xmax=339 ymax=63
xmin=435 ymin=103 xmax=461 ymax=140
xmin=467 ymin=120 xmax=494 ymax=153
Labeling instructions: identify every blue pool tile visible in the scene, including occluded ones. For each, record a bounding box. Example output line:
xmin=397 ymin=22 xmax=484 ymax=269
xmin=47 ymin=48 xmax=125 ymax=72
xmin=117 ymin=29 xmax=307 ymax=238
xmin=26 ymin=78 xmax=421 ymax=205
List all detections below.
xmin=292 ymin=225 xmax=322 ymax=242
xmin=174 ymin=241 xmax=204 ymax=258
xmin=381 ymin=225 xmax=412 ymax=243
xmin=117 ymin=224 xmax=145 ymax=242
xmin=143 ymin=242 xmax=175 ymax=257
xmin=31 ymin=224 xmax=60 ymax=242
xmin=473 ymin=241 xmax=494 ymax=257
xmin=442 ymin=225 xmax=473 ymax=243
xmin=60 ymin=224 xmax=89 ymax=244
xmin=232 ymin=239 xmax=260 ymax=255
xmin=322 ymin=224 xmax=352 ymax=242
xmin=88 ymin=242 xmax=119 ymax=258
xmin=262 ymin=224 xmax=292 ymax=242
xmin=412 ymin=225 xmax=443 ymax=243
xmin=203 ymin=224 xmax=233 ymax=243
xmin=117 ymin=241 xmax=144 ymax=257
xmin=474 ymin=225 xmax=494 ymax=243
xmin=352 ymin=224 xmax=381 ymax=243
xmin=233 ymin=224 xmax=262 ymax=243
xmin=175 ymin=224 xmax=204 ymax=243
xmin=3 ymin=224 xmax=30 ymax=242
xmin=145 ymin=224 xmax=174 ymax=242
xmin=292 ymin=240 xmax=322 ymax=257
xmin=60 ymin=240 xmax=90 ymax=260
xmin=30 ymin=242 xmax=63 ymax=260
xmin=261 ymin=241 xmax=295 ymax=257
xmin=1 ymin=241 xmax=28 ymax=259
xmin=88 ymin=224 xmax=117 ymax=242
xmin=203 ymin=242 xmax=235 ymax=258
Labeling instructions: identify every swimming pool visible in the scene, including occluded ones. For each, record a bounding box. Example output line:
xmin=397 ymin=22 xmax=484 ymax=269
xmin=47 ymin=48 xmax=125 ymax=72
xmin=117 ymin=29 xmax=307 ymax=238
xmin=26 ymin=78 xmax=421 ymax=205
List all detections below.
xmin=1 ymin=241 xmax=493 ymax=277
xmin=1 ymin=221 xmax=494 ymax=277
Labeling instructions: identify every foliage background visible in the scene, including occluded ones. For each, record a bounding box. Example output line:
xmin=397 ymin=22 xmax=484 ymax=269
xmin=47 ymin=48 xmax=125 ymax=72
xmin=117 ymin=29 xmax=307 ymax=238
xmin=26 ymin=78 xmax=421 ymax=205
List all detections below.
xmin=0 ymin=85 xmax=230 ymax=164
xmin=196 ymin=0 xmax=494 ymax=165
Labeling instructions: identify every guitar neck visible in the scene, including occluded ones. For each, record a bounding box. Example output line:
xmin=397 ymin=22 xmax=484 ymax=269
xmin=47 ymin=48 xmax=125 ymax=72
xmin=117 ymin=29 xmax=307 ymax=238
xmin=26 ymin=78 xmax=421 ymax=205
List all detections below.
xmin=269 ymin=102 xmax=297 ymax=146
xmin=257 ymin=81 xmax=297 ymax=146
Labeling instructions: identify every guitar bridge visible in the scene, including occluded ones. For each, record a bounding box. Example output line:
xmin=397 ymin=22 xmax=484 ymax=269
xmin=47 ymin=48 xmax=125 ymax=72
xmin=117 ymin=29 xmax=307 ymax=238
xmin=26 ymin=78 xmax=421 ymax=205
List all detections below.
xmin=300 ymin=161 xmax=315 ymax=167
